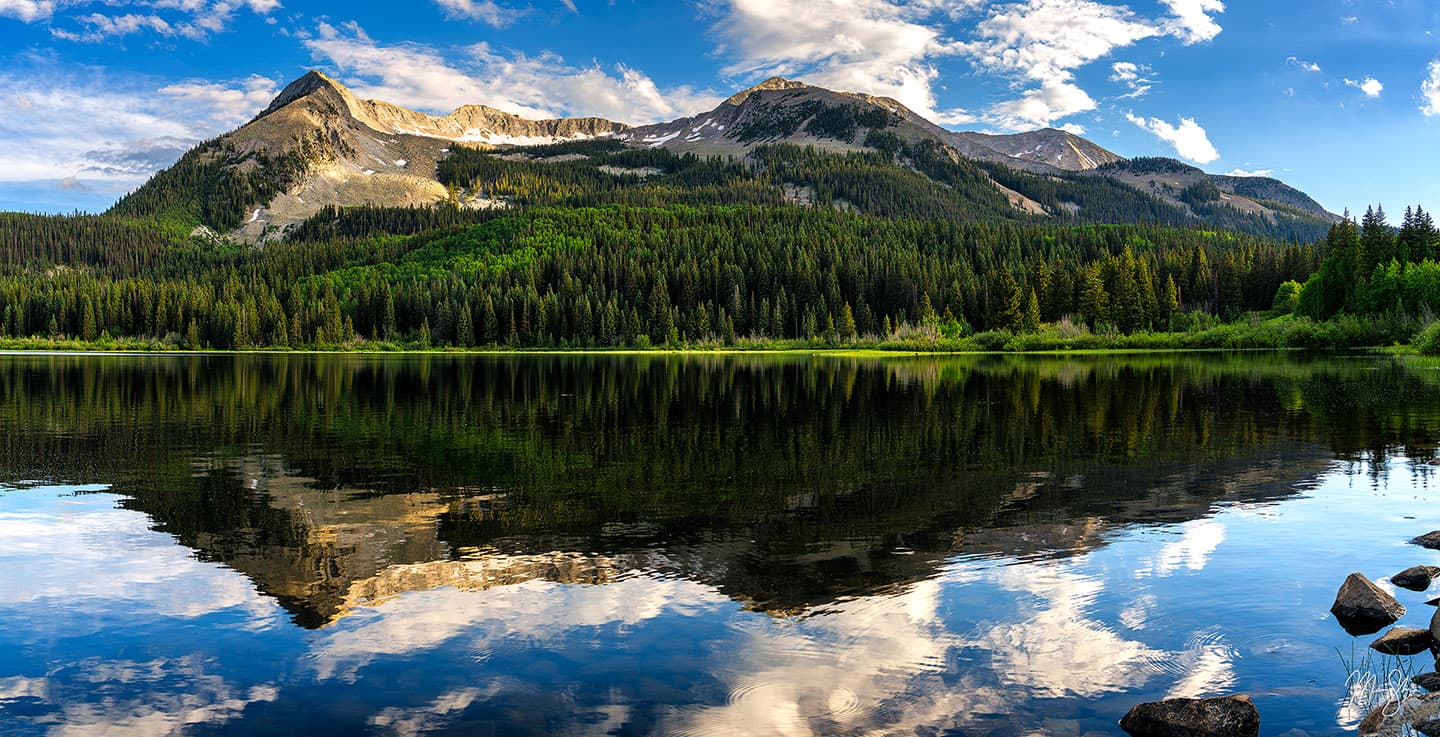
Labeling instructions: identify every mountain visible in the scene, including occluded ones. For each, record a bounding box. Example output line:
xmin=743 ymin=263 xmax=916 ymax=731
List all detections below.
xmin=1093 ymin=157 xmax=1334 ymax=221
xmin=111 ymin=70 xmax=629 ymax=240
xmin=954 ymin=129 xmax=1124 ymax=171
xmin=109 ymin=70 xmax=1337 ymax=243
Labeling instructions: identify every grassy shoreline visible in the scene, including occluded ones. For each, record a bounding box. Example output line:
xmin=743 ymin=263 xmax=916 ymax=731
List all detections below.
xmin=0 ymin=313 xmax=1420 ymax=356
xmin=0 ymin=338 xmax=1399 ymax=358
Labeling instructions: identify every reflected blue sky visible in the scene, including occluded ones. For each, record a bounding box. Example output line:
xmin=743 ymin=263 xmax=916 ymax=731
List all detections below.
xmin=3 ymin=460 xmax=1438 ymax=736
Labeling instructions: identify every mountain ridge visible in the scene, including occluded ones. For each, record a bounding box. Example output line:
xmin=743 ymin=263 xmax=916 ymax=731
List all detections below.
xmin=110 ymin=70 xmax=1338 ymax=243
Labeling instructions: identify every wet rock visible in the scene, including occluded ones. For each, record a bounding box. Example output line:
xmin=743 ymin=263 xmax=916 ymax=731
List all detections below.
xmin=1360 ymin=702 xmax=1396 ymax=736
xmin=1418 ymin=719 xmax=1440 ymax=737
xmin=1416 ymin=672 xmax=1440 ymax=692
xmin=1358 ymin=693 xmax=1440 ymax=736
xmin=1119 ymin=695 xmax=1259 ymax=737
xmin=1394 ymin=566 xmax=1440 ymax=591
xmin=1371 ymin=627 xmax=1434 ymax=655
xmin=1413 ymin=531 xmax=1440 ymax=549
xmin=1333 ymin=573 xmax=1407 ymax=635
xmin=1431 ymin=607 xmax=1440 ymax=646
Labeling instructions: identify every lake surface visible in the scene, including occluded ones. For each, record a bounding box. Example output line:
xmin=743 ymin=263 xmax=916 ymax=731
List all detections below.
xmin=3 ymin=353 xmax=1440 ymax=736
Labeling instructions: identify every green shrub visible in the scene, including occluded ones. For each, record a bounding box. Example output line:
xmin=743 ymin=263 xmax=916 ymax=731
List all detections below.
xmin=1414 ymin=321 xmax=1440 ymax=355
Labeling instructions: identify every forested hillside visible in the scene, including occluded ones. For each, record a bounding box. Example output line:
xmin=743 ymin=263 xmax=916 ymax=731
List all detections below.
xmin=0 ymin=202 xmax=1327 ymax=350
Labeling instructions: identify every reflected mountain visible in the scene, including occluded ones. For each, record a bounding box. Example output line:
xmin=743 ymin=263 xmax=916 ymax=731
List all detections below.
xmin=1 ymin=353 xmax=1437 ymax=627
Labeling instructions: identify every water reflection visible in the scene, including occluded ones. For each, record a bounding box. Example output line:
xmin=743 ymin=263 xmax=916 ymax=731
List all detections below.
xmin=2 ymin=354 xmax=1440 ymax=735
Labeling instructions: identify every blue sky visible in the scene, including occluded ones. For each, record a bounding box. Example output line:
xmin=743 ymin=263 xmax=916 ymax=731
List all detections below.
xmin=0 ymin=0 xmax=1437 ymax=219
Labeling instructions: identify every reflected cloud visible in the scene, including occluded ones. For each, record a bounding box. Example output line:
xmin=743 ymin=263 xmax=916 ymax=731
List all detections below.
xmin=308 ymin=573 xmax=728 ymax=681
xmin=11 ymin=657 xmax=277 ymax=737
xmin=1142 ymin=519 xmax=1227 ymax=577
xmin=0 ymin=490 xmax=276 ymax=622
xmin=982 ymin=568 xmax=1161 ymax=698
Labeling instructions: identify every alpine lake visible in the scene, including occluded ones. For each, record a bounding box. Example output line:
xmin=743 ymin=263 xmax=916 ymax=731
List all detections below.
xmin=4 ymin=351 xmax=1440 ymax=737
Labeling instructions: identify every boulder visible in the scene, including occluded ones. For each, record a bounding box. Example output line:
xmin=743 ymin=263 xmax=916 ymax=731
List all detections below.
xmin=1415 ymin=673 xmax=1440 ymax=692
xmin=1119 ymin=695 xmax=1259 ymax=737
xmin=1357 ymin=693 xmax=1440 ymax=736
xmin=1418 ymin=720 xmax=1440 ymax=737
xmin=1371 ymin=627 xmax=1434 ymax=655
xmin=1432 ymin=607 xmax=1440 ymax=646
xmin=1413 ymin=531 xmax=1440 ymax=549
xmin=1333 ymin=573 xmax=1406 ymax=635
xmin=1359 ymin=702 xmax=1396 ymax=736
xmin=1394 ymin=566 xmax=1440 ymax=591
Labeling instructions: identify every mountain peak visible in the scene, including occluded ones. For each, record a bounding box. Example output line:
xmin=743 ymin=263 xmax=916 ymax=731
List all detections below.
xmin=259 ymin=70 xmax=352 ymax=118
xmin=725 ymin=76 xmax=808 ymax=106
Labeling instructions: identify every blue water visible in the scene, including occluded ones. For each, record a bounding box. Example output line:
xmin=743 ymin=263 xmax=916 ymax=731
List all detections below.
xmin=0 ymin=353 xmax=1438 ymax=736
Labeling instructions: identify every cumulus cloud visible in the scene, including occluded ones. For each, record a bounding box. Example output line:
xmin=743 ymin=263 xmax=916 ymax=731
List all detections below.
xmin=1160 ymin=0 xmax=1225 ymax=44
xmin=0 ymin=0 xmax=54 ymax=22
xmin=706 ymin=0 xmax=1226 ymax=130
xmin=305 ymin=22 xmax=722 ymax=124
xmin=954 ymin=0 xmax=1225 ymax=129
xmin=1125 ymin=112 xmax=1220 ymax=163
xmin=988 ymin=79 xmax=1098 ymax=129
xmin=1344 ymin=76 xmax=1383 ymax=98
xmin=1424 ymin=60 xmax=1440 ymax=117
xmin=1286 ymin=56 xmax=1321 ymax=73
xmin=710 ymin=0 xmax=970 ymax=125
xmin=1225 ymin=167 xmax=1274 ymax=178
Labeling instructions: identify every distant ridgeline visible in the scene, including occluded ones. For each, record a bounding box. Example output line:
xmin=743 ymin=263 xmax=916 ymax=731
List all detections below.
xmin=0 ymin=71 xmax=1434 ymax=350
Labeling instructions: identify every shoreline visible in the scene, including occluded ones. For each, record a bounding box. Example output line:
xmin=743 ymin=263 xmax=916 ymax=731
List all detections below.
xmin=0 ymin=345 xmax=1389 ymax=358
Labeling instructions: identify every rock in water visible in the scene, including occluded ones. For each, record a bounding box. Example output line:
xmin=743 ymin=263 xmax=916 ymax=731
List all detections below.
xmin=1120 ymin=695 xmax=1260 ymax=737
xmin=1333 ymin=573 xmax=1407 ymax=634
xmin=1413 ymin=532 xmax=1440 ymax=549
xmin=1417 ymin=673 xmax=1440 ymax=692
xmin=1371 ymin=627 xmax=1434 ymax=655
xmin=1395 ymin=566 xmax=1440 ymax=591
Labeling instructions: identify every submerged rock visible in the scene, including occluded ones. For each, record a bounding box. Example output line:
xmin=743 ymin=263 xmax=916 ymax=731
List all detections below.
xmin=1371 ymin=627 xmax=1434 ymax=655
xmin=1333 ymin=573 xmax=1407 ymax=635
xmin=1394 ymin=566 xmax=1440 ymax=591
xmin=1413 ymin=532 xmax=1440 ymax=549
xmin=1119 ymin=695 xmax=1259 ymax=737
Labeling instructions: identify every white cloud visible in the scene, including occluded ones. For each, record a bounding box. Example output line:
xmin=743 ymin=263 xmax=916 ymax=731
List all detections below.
xmin=1287 ymin=56 xmax=1321 ymax=73
xmin=47 ymin=0 xmax=280 ymax=42
xmin=1421 ymin=60 xmax=1440 ymax=116
xmin=706 ymin=0 xmax=1226 ymax=131
xmin=1125 ymin=112 xmax=1220 ymax=163
xmin=954 ymin=0 xmax=1224 ymax=129
xmin=988 ymin=79 xmax=1097 ymax=129
xmin=1160 ymin=0 xmax=1225 ymax=44
xmin=432 ymin=0 xmax=517 ymax=26
xmin=710 ymin=0 xmax=970 ymax=125
xmin=1344 ymin=76 xmax=1383 ymax=98
xmin=0 ymin=0 xmax=53 ymax=22
xmin=1110 ymin=60 xmax=1153 ymax=98
xmin=159 ymin=75 xmax=279 ymax=126
xmin=305 ymin=23 xmax=722 ymax=124
xmin=1225 ymin=167 xmax=1273 ymax=178
xmin=0 ymin=68 xmax=279 ymax=191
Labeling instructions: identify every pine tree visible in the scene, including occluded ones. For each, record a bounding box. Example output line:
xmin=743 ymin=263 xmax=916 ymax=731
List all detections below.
xmin=1021 ymin=288 xmax=1041 ymax=334
xmin=840 ymin=302 xmax=858 ymax=341
xmin=1079 ymin=265 xmax=1109 ymax=328
xmin=993 ymin=270 xmax=1023 ymax=331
